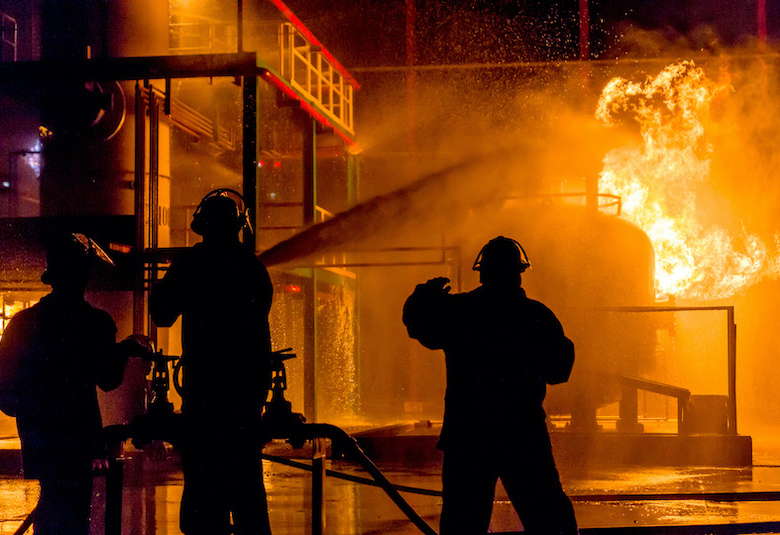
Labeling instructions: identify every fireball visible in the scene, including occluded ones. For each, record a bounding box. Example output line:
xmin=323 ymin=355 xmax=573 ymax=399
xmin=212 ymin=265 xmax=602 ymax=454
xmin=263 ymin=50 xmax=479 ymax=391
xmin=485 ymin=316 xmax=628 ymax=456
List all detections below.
xmin=596 ymin=61 xmax=780 ymax=300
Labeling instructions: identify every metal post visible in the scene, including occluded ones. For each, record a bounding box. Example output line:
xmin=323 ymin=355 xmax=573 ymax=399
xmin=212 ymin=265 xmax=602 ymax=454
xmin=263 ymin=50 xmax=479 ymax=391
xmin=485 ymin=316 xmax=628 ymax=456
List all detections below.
xmin=242 ymin=75 xmax=257 ymax=249
xmin=149 ymin=88 xmax=159 ymax=343
xmin=727 ymin=307 xmax=738 ymax=435
xmin=311 ymin=439 xmax=326 ymax=535
xmin=104 ymin=456 xmax=124 ymax=535
xmin=617 ymin=385 xmax=642 ymax=433
xmin=585 ymin=174 xmax=598 ymax=212
xmin=237 ymin=0 xmax=243 ymax=53
xmin=303 ymin=118 xmax=317 ymax=226
xmin=346 ymin=152 xmax=359 ymax=207
xmin=303 ymin=117 xmax=317 ymax=421
xmin=579 ymin=0 xmax=590 ymax=60
xmin=405 ymin=0 xmax=417 ymax=177
xmin=304 ymin=270 xmax=318 ymax=422
xmin=133 ymin=83 xmax=147 ymax=335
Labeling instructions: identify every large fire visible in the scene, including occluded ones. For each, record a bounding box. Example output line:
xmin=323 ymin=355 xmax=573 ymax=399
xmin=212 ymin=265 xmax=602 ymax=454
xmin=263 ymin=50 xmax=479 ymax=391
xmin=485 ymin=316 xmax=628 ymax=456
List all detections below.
xmin=596 ymin=61 xmax=780 ymax=300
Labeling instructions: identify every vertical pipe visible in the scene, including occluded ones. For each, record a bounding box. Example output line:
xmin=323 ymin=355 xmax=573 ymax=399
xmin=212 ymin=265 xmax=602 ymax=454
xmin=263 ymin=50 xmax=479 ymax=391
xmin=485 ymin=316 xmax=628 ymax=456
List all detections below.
xmin=311 ymin=439 xmax=326 ymax=535
xmin=727 ymin=307 xmax=738 ymax=435
xmin=586 ymin=174 xmax=598 ymax=212
xmin=405 ymin=0 xmax=417 ymax=169
xmin=304 ymin=270 xmax=318 ymax=421
xmin=149 ymin=89 xmax=159 ymax=344
xmin=758 ymin=0 xmax=767 ymax=52
xmin=346 ymin=152 xmax=359 ymax=207
xmin=618 ymin=386 xmax=640 ymax=433
xmin=303 ymin=117 xmax=318 ymax=421
xmin=104 ymin=456 xmax=124 ymax=535
xmin=303 ymin=118 xmax=317 ymax=225
xmin=242 ymin=75 xmax=258 ymax=249
xmin=579 ymin=0 xmax=590 ymax=60
xmin=133 ymin=83 xmax=147 ymax=335
xmin=237 ymin=0 xmax=243 ymax=53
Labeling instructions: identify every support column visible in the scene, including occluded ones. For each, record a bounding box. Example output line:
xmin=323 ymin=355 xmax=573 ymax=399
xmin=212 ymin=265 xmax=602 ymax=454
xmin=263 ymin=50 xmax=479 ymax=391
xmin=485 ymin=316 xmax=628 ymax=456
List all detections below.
xmin=243 ymin=75 xmax=258 ymax=249
xmin=346 ymin=152 xmax=358 ymax=207
xmin=579 ymin=0 xmax=590 ymax=60
xmin=133 ymin=83 xmax=147 ymax=336
xmin=148 ymin=88 xmax=159 ymax=343
xmin=727 ymin=307 xmax=738 ymax=435
xmin=303 ymin=118 xmax=317 ymax=226
xmin=303 ymin=117 xmax=318 ymax=421
xmin=311 ymin=439 xmax=326 ymax=535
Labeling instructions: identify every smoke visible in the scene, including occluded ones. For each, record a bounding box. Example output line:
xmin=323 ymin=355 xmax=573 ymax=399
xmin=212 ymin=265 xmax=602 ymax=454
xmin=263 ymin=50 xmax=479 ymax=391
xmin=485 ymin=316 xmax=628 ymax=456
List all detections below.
xmin=259 ymin=8 xmax=780 ymax=442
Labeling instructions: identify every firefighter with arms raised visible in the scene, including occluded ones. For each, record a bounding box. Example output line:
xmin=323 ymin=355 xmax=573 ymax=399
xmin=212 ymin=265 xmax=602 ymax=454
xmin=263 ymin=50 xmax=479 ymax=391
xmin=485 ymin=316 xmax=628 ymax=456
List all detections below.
xmin=403 ymin=236 xmax=578 ymax=535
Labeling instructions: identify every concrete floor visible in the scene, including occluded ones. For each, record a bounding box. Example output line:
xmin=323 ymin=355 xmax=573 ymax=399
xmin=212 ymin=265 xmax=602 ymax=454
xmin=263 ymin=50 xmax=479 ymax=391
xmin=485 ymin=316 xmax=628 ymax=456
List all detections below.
xmin=4 ymin=429 xmax=780 ymax=534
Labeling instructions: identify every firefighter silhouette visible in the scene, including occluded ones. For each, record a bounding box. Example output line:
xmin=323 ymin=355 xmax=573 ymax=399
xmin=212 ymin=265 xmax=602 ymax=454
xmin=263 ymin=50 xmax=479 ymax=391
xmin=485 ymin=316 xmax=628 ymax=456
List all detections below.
xmin=0 ymin=233 xmax=130 ymax=535
xmin=150 ymin=189 xmax=274 ymax=535
xmin=403 ymin=236 xmax=578 ymax=535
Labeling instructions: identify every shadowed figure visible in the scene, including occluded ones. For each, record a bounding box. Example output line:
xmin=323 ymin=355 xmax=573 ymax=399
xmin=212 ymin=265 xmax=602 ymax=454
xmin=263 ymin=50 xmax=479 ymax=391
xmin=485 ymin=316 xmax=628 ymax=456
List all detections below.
xmin=0 ymin=233 xmax=131 ymax=535
xmin=403 ymin=236 xmax=578 ymax=535
xmin=150 ymin=190 xmax=274 ymax=535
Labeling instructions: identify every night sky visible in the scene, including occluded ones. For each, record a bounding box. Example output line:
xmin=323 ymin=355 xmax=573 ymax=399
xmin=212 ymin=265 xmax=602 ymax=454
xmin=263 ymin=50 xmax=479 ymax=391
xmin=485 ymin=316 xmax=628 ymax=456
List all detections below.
xmin=281 ymin=0 xmax=776 ymax=68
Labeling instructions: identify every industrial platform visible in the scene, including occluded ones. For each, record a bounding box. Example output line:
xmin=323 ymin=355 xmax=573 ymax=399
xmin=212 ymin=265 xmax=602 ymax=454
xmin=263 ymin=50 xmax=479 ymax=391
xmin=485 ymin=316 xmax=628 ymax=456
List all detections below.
xmin=351 ymin=421 xmax=753 ymax=468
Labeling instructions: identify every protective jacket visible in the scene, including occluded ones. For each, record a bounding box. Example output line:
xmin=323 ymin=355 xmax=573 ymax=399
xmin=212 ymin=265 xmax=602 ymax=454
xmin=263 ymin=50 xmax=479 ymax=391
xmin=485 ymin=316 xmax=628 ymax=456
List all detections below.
xmin=149 ymin=240 xmax=273 ymax=419
xmin=403 ymin=283 xmax=574 ymax=452
xmin=0 ymin=293 xmax=124 ymax=477
xmin=149 ymin=239 xmax=274 ymax=535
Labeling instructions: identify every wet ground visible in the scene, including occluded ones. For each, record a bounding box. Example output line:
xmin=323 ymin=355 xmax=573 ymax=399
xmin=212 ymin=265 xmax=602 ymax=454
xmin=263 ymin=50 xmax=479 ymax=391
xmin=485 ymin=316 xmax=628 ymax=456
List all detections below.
xmin=3 ymin=428 xmax=780 ymax=534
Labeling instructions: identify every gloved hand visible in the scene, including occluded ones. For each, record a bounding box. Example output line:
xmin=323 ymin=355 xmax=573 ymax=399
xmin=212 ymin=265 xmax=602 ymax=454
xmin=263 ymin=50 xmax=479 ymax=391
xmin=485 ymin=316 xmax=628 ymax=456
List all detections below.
xmin=419 ymin=276 xmax=451 ymax=296
xmin=118 ymin=335 xmax=155 ymax=360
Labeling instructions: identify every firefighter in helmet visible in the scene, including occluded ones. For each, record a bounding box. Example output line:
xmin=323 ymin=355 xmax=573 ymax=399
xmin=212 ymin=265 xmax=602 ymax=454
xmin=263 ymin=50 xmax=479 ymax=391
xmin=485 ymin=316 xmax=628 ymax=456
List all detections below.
xmin=403 ymin=236 xmax=578 ymax=535
xmin=0 ymin=233 xmax=131 ymax=535
xmin=150 ymin=190 xmax=274 ymax=535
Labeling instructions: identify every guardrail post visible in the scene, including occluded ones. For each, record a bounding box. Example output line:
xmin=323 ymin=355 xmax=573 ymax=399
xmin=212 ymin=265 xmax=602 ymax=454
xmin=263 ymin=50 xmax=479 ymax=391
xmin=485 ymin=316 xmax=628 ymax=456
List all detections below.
xmin=312 ymin=438 xmax=326 ymax=535
xmin=727 ymin=306 xmax=738 ymax=435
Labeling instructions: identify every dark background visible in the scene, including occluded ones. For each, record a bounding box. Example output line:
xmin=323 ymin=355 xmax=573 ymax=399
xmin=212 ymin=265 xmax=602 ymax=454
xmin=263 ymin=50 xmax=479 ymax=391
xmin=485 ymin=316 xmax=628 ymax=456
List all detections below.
xmin=282 ymin=0 xmax=778 ymax=67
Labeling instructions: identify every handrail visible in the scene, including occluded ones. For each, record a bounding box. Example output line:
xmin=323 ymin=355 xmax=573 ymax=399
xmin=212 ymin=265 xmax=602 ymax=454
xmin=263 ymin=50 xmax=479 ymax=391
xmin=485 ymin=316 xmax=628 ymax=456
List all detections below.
xmin=1 ymin=13 xmax=18 ymax=62
xmin=509 ymin=192 xmax=623 ymax=215
xmin=598 ymin=305 xmax=738 ymax=435
xmin=279 ymin=23 xmax=355 ymax=135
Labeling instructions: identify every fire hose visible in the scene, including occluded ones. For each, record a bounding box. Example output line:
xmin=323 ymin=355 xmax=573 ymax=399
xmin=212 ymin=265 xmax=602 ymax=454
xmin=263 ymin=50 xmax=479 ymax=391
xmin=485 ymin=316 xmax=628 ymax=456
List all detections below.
xmin=111 ymin=345 xmax=439 ymax=535
xmin=262 ymin=422 xmax=438 ymax=535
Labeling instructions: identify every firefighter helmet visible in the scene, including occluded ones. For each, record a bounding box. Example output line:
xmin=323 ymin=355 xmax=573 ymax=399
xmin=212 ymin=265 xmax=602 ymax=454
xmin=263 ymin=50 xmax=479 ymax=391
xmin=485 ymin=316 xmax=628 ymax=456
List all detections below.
xmin=472 ymin=236 xmax=531 ymax=274
xmin=190 ymin=189 xmax=250 ymax=236
xmin=41 ymin=233 xmax=114 ymax=285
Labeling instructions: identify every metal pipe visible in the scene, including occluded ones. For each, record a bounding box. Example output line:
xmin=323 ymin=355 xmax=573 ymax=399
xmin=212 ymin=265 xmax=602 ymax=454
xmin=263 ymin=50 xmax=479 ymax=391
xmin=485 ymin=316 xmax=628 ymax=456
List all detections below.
xmin=237 ymin=0 xmax=243 ymax=53
xmin=727 ymin=307 xmax=737 ymax=435
xmin=133 ymin=83 xmax=147 ymax=335
xmin=579 ymin=0 xmax=590 ymax=60
xmin=266 ymin=423 xmax=438 ymax=535
xmin=242 ymin=74 xmax=257 ymax=248
xmin=148 ymin=88 xmax=160 ymax=343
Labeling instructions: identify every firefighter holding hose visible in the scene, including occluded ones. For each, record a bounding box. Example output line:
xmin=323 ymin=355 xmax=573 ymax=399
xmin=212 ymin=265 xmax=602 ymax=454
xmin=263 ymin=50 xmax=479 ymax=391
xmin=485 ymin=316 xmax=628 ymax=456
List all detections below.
xmin=403 ymin=236 xmax=578 ymax=535
xmin=150 ymin=190 xmax=274 ymax=535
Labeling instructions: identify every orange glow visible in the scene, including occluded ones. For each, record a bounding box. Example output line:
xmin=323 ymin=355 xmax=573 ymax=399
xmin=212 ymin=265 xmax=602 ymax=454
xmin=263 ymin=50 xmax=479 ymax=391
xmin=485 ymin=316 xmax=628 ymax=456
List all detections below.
xmin=596 ymin=61 xmax=780 ymax=300
xmin=0 ymin=298 xmax=38 ymax=341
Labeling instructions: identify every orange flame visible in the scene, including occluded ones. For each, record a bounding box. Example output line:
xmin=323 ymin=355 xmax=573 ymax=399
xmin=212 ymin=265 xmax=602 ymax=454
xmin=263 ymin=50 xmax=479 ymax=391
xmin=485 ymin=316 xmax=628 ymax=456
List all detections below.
xmin=596 ymin=61 xmax=780 ymax=300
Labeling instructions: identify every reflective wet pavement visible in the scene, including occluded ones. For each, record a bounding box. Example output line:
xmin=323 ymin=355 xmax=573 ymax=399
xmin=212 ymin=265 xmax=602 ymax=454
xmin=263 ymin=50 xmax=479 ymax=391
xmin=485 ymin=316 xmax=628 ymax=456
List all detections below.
xmin=3 ymin=434 xmax=780 ymax=534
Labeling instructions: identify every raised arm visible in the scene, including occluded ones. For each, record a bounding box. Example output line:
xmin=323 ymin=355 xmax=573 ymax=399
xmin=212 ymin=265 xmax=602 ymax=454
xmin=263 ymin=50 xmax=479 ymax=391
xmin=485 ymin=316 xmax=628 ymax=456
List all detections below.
xmin=403 ymin=277 xmax=453 ymax=351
